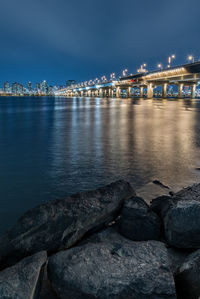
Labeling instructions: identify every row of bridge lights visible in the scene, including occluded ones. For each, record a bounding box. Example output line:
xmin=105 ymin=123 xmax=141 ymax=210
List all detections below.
xmin=71 ymin=55 xmax=196 ymax=89
xmin=71 ymin=73 xmax=117 ymax=89
xmin=157 ymin=55 xmax=195 ymax=70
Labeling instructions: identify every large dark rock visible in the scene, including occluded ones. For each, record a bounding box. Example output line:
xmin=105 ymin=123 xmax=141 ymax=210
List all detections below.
xmin=150 ymin=183 xmax=200 ymax=248
xmin=175 ymin=249 xmax=200 ymax=299
xmin=119 ymin=196 xmax=161 ymax=241
xmin=150 ymin=195 xmax=172 ymax=218
xmin=48 ymin=228 xmax=176 ymax=299
xmin=0 ymin=251 xmax=47 ymax=299
xmin=0 ymin=180 xmax=134 ymax=267
xmin=164 ymin=199 xmax=200 ymax=248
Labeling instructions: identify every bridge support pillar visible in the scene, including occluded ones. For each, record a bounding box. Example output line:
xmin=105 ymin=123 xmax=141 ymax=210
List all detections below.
xmin=94 ymin=90 xmax=98 ymax=97
xmin=81 ymin=91 xmax=84 ymax=97
xmin=88 ymin=91 xmax=91 ymax=97
xmin=99 ymin=88 xmax=103 ymax=97
xmin=116 ymin=87 xmax=121 ymax=98
xmin=108 ymin=88 xmax=112 ymax=97
xmin=191 ymin=84 xmax=196 ymax=98
xmin=178 ymin=83 xmax=183 ymax=98
xmin=111 ymin=89 xmax=114 ymax=97
xmin=162 ymin=83 xmax=167 ymax=98
xmin=127 ymin=87 xmax=131 ymax=97
xmin=140 ymin=86 xmax=144 ymax=97
xmin=147 ymin=83 xmax=153 ymax=99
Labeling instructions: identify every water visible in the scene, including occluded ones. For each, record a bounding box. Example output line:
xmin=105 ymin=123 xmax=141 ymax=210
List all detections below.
xmin=0 ymin=96 xmax=200 ymax=234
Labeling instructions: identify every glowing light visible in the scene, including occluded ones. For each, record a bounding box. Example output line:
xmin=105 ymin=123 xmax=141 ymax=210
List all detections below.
xmin=168 ymin=54 xmax=175 ymax=68
xmin=188 ymin=55 xmax=194 ymax=63
xmin=122 ymin=69 xmax=128 ymax=77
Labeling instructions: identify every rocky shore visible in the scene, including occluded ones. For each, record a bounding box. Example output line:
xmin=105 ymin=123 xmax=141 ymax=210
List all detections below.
xmin=0 ymin=180 xmax=200 ymax=298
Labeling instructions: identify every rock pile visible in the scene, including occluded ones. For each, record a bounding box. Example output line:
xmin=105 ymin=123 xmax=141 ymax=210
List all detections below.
xmin=0 ymin=179 xmax=200 ymax=298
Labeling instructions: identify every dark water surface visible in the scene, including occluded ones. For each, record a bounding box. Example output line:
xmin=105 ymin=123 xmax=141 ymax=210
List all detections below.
xmin=1 ymin=96 xmax=200 ymax=234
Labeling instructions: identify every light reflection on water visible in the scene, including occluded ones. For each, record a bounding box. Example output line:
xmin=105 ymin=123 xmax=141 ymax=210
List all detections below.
xmin=0 ymin=96 xmax=200 ymax=233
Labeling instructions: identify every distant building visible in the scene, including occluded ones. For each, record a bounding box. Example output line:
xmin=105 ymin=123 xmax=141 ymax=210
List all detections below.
xmin=27 ymin=82 xmax=32 ymax=93
xmin=40 ymin=80 xmax=48 ymax=94
xmin=66 ymin=80 xmax=76 ymax=88
xmin=12 ymin=82 xmax=23 ymax=94
xmin=3 ymin=82 xmax=10 ymax=93
xmin=48 ymin=86 xmax=54 ymax=95
xmin=35 ymin=83 xmax=40 ymax=92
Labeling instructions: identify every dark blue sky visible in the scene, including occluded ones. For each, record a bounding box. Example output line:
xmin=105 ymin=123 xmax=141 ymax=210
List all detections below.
xmin=0 ymin=0 xmax=200 ymax=85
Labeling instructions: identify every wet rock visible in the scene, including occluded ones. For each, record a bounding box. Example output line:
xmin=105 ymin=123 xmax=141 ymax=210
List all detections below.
xmin=48 ymin=228 xmax=176 ymax=299
xmin=119 ymin=196 xmax=161 ymax=241
xmin=0 ymin=251 xmax=47 ymax=299
xmin=164 ymin=199 xmax=200 ymax=248
xmin=150 ymin=184 xmax=200 ymax=248
xmin=150 ymin=195 xmax=172 ymax=218
xmin=0 ymin=180 xmax=134 ymax=267
xmin=175 ymin=249 xmax=200 ymax=299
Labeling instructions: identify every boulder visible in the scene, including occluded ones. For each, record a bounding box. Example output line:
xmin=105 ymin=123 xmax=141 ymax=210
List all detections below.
xmin=0 ymin=251 xmax=47 ymax=299
xmin=48 ymin=228 xmax=176 ymax=299
xmin=163 ymin=199 xmax=200 ymax=248
xmin=119 ymin=196 xmax=161 ymax=241
xmin=0 ymin=180 xmax=134 ymax=267
xmin=175 ymin=249 xmax=200 ymax=299
xmin=150 ymin=183 xmax=200 ymax=248
xmin=150 ymin=195 xmax=172 ymax=218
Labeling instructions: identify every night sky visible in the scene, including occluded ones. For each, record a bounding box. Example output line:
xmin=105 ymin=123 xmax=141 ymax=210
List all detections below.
xmin=0 ymin=0 xmax=200 ymax=85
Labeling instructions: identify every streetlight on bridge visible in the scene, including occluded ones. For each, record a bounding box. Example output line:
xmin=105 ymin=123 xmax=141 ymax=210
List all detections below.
xmin=137 ymin=64 xmax=148 ymax=73
xmin=167 ymin=54 xmax=175 ymax=68
xmin=122 ymin=69 xmax=128 ymax=77
xmin=188 ymin=55 xmax=194 ymax=63
xmin=110 ymin=73 xmax=116 ymax=81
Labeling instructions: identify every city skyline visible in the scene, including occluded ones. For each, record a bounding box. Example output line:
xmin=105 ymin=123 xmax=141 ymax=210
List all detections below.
xmin=1 ymin=79 xmax=77 ymax=95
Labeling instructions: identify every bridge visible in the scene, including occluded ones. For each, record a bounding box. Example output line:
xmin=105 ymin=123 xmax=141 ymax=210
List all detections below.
xmin=55 ymin=61 xmax=200 ymax=99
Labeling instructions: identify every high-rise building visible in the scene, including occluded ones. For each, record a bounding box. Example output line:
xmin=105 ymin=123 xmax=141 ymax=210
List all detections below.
xmin=40 ymin=80 xmax=48 ymax=94
xmin=27 ymin=82 xmax=32 ymax=93
xmin=3 ymin=82 xmax=10 ymax=93
xmin=66 ymin=80 xmax=76 ymax=88
xmin=12 ymin=82 xmax=24 ymax=94
xmin=48 ymin=86 xmax=54 ymax=95
xmin=35 ymin=83 xmax=40 ymax=92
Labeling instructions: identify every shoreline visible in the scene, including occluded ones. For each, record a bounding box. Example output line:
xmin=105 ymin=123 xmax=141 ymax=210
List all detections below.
xmin=0 ymin=179 xmax=199 ymax=298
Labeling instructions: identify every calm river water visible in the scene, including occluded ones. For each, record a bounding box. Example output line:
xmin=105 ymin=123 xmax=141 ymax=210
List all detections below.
xmin=0 ymin=96 xmax=200 ymax=233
